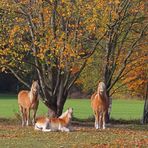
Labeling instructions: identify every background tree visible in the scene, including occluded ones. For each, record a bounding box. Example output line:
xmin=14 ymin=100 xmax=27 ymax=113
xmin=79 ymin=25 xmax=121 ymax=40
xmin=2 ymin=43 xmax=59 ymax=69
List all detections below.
xmin=79 ymin=0 xmax=147 ymax=96
xmin=78 ymin=0 xmax=148 ymax=121
xmin=76 ymin=49 xmax=104 ymax=93
xmin=122 ymin=47 xmax=148 ymax=123
xmin=122 ymin=48 xmax=148 ymax=98
xmin=0 ymin=0 xmax=105 ymax=116
xmin=142 ymin=82 xmax=148 ymax=124
xmin=0 ymin=0 xmax=147 ymax=119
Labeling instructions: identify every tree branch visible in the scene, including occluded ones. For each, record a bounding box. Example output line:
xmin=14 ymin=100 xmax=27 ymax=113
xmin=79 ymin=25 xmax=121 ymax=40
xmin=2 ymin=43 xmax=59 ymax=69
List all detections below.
xmin=110 ymin=77 xmax=141 ymax=96
xmin=108 ymin=23 xmax=148 ymax=92
xmin=79 ymin=32 xmax=107 ymax=59
xmin=67 ymin=60 xmax=87 ymax=91
xmin=4 ymin=66 xmax=30 ymax=89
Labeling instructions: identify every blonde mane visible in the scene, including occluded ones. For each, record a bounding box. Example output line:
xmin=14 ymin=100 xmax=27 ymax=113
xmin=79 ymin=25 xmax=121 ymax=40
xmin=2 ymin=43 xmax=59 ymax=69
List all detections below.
xmin=59 ymin=109 xmax=69 ymax=119
xmin=29 ymin=81 xmax=39 ymax=103
xmin=59 ymin=108 xmax=73 ymax=120
xmin=97 ymin=82 xmax=106 ymax=95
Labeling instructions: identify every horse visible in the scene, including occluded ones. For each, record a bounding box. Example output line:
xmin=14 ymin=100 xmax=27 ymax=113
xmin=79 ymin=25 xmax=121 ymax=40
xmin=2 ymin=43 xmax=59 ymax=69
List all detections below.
xmin=91 ymin=82 xmax=109 ymax=129
xmin=18 ymin=80 xmax=39 ymax=126
xmin=34 ymin=108 xmax=73 ymax=132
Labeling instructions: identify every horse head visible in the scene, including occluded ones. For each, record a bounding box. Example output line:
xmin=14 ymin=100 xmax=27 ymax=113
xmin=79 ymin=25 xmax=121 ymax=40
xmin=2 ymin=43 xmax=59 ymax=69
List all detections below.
xmin=97 ymin=82 xmax=106 ymax=95
xmin=67 ymin=108 xmax=73 ymax=119
xmin=31 ymin=80 xmax=39 ymax=95
xmin=59 ymin=107 xmax=73 ymax=120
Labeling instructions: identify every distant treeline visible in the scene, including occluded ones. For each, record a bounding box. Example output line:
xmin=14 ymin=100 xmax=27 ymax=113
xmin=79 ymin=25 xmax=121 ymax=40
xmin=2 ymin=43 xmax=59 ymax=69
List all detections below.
xmin=0 ymin=73 xmax=83 ymax=97
xmin=0 ymin=73 xmax=18 ymax=93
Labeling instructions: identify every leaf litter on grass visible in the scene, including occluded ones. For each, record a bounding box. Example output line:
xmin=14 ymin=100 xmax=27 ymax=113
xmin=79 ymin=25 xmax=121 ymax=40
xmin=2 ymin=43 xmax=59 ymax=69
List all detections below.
xmin=0 ymin=119 xmax=148 ymax=147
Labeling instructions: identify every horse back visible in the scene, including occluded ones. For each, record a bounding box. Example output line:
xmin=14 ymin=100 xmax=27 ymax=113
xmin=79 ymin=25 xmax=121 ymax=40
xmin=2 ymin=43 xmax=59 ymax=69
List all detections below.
xmin=18 ymin=90 xmax=31 ymax=108
xmin=91 ymin=92 xmax=97 ymax=101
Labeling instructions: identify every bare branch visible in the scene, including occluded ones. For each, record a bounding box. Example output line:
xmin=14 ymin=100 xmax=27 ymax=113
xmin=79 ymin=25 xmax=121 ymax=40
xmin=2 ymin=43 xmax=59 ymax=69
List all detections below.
xmin=110 ymin=76 xmax=143 ymax=96
xmin=108 ymin=23 xmax=148 ymax=92
xmin=4 ymin=66 xmax=30 ymax=89
xmin=53 ymin=68 xmax=61 ymax=96
xmin=67 ymin=60 xmax=87 ymax=91
xmin=79 ymin=32 xmax=107 ymax=59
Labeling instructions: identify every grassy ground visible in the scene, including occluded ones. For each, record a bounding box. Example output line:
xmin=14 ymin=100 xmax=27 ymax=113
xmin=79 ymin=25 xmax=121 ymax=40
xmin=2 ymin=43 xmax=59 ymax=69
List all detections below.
xmin=0 ymin=94 xmax=147 ymax=147
xmin=0 ymin=93 xmax=144 ymax=120
xmin=0 ymin=119 xmax=148 ymax=147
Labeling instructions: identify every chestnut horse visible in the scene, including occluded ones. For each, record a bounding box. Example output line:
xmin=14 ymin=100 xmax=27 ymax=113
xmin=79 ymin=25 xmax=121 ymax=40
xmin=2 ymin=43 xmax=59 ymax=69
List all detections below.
xmin=91 ymin=82 xmax=109 ymax=129
xmin=35 ymin=108 xmax=73 ymax=132
xmin=18 ymin=80 xmax=39 ymax=126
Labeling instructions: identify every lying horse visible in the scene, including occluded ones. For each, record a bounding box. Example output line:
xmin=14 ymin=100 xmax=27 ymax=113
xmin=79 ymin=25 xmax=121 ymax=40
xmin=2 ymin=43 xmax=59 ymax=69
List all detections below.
xmin=18 ymin=80 xmax=39 ymax=126
xmin=91 ymin=82 xmax=109 ymax=129
xmin=34 ymin=108 xmax=73 ymax=132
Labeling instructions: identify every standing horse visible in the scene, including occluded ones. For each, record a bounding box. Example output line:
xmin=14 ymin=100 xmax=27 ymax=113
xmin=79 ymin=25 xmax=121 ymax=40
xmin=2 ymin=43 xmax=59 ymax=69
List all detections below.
xmin=18 ymin=80 xmax=39 ymax=126
xmin=91 ymin=82 xmax=109 ymax=129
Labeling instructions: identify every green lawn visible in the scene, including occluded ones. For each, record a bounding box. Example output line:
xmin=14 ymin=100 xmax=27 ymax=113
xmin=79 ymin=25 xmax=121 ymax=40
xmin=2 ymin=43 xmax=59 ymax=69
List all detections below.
xmin=0 ymin=94 xmax=144 ymax=120
xmin=0 ymin=94 xmax=147 ymax=147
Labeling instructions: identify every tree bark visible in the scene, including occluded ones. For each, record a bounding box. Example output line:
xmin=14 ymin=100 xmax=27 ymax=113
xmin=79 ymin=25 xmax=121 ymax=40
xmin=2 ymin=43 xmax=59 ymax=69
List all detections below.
xmin=142 ymin=82 xmax=148 ymax=124
xmin=105 ymin=89 xmax=112 ymax=123
xmin=46 ymin=90 xmax=68 ymax=117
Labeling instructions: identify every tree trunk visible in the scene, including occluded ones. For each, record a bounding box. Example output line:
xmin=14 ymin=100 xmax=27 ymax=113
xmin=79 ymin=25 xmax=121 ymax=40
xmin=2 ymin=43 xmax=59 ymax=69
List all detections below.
xmin=105 ymin=92 xmax=112 ymax=123
xmin=44 ymin=95 xmax=57 ymax=118
xmin=47 ymin=94 xmax=68 ymax=118
xmin=56 ymin=93 xmax=68 ymax=116
xmin=45 ymin=77 xmax=69 ymax=117
xmin=142 ymin=82 xmax=148 ymax=124
xmin=106 ymin=96 xmax=112 ymax=123
xmin=105 ymin=69 xmax=112 ymax=123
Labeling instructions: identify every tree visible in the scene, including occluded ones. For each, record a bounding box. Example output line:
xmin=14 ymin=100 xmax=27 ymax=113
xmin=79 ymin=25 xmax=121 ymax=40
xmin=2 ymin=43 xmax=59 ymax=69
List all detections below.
xmin=76 ymin=49 xmax=104 ymax=93
xmin=81 ymin=1 xmax=147 ymax=94
xmin=0 ymin=0 xmax=105 ymax=116
xmin=77 ymin=0 xmax=148 ymax=121
xmin=142 ymin=82 xmax=148 ymax=124
xmin=122 ymin=47 xmax=148 ymax=123
xmin=122 ymin=48 xmax=148 ymax=98
xmin=100 ymin=0 xmax=147 ymax=96
xmin=0 ymin=0 xmax=147 ymax=119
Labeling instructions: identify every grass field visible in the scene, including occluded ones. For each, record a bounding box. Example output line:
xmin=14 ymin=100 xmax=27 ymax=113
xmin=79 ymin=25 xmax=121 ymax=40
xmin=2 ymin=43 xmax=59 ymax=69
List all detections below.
xmin=0 ymin=122 xmax=148 ymax=147
xmin=0 ymin=93 xmax=144 ymax=120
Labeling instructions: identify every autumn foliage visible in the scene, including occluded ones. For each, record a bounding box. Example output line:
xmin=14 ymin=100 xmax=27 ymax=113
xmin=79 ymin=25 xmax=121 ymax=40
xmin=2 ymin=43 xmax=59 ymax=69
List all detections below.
xmin=0 ymin=0 xmax=147 ymax=116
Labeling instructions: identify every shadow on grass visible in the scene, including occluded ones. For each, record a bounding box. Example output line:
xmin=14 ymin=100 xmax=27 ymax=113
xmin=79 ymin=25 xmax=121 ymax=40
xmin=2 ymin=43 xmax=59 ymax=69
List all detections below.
xmin=0 ymin=118 xmax=19 ymax=125
xmin=0 ymin=116 xmax=147 ymax=131
xmin=72 ymin=116 xmax=148 ymax=131
xmin=73 ymin=116 xmax=142 ymax=124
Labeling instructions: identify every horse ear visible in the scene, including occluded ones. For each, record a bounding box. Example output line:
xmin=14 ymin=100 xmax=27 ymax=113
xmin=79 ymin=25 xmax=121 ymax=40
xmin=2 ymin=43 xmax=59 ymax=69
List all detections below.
xmin=33 ymin=80 xmax=38 ymax=83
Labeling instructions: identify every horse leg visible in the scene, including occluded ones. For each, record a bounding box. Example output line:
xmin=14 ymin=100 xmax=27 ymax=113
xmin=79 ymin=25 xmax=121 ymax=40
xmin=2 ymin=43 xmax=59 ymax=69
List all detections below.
xmin=32 ymin=108 xmax=37 ymax=125
xmin=102 ymin=112 xmax=106 ymax=129
xmin=95 ymin=112 xmax=99 ymax=129
xmin=61 ymin=127 xmax=70 ymax=132
xmin=26 ymin=108 xmax=30 ymax=126
xmin=99 ymin=112 xmax=102 ymax=129
xmin=19 ymin=106 xmax=25 ymax=126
